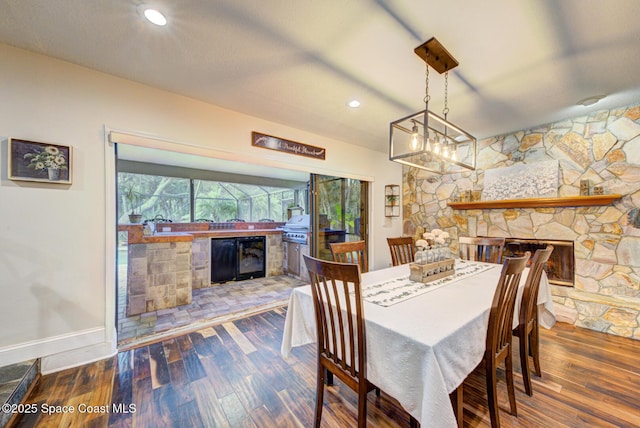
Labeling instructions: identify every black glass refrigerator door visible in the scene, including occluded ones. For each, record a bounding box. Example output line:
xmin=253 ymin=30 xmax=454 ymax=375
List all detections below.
xmin=237 ymin=236 xmax=266 ymax=280
xmin=211 ymin=238 xmax=237 ymax=283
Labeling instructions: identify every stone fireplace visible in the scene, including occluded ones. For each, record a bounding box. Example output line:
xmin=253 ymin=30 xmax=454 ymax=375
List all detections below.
xmin=402 ymin=103 xmax=640 ymax=340
xmin=502 ymin=238 xmax=574 ymax=286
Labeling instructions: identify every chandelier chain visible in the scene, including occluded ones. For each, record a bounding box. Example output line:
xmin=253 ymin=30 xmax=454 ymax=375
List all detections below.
xmin=443 ymin=70 xmax=450 ymax=118
xmin=424 ymin=50 xmax=430 ymax=105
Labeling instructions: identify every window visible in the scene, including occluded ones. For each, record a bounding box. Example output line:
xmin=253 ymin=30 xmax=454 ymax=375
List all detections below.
xmin=118 ymin=172 xmax=189 ymax=223
xmin=118 ymin=172 xmax=305 ymax=223
xmin=193 ymin=180 xmax=239 ymax=222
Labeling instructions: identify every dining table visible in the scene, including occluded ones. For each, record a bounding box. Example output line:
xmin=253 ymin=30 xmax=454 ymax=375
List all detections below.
xmin=280 ymin=259 xmax=556 ymax=428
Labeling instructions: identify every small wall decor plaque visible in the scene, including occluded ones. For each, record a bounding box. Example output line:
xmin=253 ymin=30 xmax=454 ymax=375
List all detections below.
xmin=252 ymin=132 xmax=325 ymax=160
xmin=580 ymin=179 xmax=590 ymax=196
xmin=8 ymin=138 xmax=72 ymax=184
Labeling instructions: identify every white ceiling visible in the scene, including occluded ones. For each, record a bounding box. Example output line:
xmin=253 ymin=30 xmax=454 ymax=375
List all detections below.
xmin=1 ymin=0 xmax=640 ymax=157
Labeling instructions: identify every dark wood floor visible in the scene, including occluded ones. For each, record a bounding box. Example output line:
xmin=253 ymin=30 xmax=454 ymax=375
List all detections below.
xmin=8 ymin=307 xmax=640 ymax=428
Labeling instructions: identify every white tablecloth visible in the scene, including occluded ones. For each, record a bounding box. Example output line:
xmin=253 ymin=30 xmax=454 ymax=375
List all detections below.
xmin=281 ymin=262 xmax=555 ymax=428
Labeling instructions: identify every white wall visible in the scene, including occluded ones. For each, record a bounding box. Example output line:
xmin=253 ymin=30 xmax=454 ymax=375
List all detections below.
xmin=0 ymin=43 xmax=402 ymax=371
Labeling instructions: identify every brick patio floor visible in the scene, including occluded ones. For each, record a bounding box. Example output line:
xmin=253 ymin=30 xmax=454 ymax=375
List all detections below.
xmin=117 ymin=264 xmax=305 ymax=348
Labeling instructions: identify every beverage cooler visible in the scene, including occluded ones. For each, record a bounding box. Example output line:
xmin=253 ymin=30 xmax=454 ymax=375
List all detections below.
xmin=211 ymin=236 xmax=266 ymax=283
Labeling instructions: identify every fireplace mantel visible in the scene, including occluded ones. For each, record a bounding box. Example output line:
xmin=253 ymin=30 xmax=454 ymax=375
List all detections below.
xmin=447 ymin=194 xmax=622 ymax=210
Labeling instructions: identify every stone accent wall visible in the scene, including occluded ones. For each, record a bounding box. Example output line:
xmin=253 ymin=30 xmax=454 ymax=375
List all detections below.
xmin=403 ymin=104 xmax=640 ymax=339
xmin=266 ymin=233 xmax=284 ymax=276
xmin=127 ymin=242 xmax=192 ymax=316
xmin=191 ymin=237 xmax=210 ymax=289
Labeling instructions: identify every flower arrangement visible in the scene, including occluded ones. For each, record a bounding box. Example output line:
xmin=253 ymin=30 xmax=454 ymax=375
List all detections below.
xmin=415 ymin=239 xmax=429 ymax=249
xmin=420 ymin=228 xmax=453 ymax=263
xmin=24 ymin=145 xmax=68 ymax=172
xmin=423 ymin=228 xmax=450 ymax=246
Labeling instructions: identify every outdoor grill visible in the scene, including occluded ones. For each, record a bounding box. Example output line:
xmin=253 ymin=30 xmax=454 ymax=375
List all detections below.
xmin=282 ymin=214 xmax=310 ymax=244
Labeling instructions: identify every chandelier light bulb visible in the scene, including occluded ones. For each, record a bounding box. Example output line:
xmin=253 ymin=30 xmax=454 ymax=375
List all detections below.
xmin=451 ymin=149 xmax=458 ymax=162
xmin=410 ymin=134 xmax=420 ymax=151
xmin=442 ymin=146 xmax=450 ymax=159
xmin=410 ymin=124 xmax=420 ymax=151
xmin=433 ymin=141 xmax=440 ymax=155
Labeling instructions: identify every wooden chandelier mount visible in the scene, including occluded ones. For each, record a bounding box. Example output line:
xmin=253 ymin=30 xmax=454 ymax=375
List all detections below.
xmin=414 ymin=37 xmax=459 ymax=74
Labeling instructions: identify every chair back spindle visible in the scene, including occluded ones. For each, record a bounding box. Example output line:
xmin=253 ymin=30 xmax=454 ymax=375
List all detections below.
xmin=515 ymin=245 xmax=554 ymax=396
xmin=487 ymin=253 xmax=529 ymax=355
xmin=387 ymin=236 xmax=415 ymax=266
xmin=330 ymin=240 xmax=369 ymax=273
xmin=483 ymin=252 xmax=530 ymax=428
xmin=459 ymin=236 xmax=506 ymax=264
xmin=304 ymin=255 xmax=371 ymax=427
xmin=519 ymin=246 xmax=553 ymax=331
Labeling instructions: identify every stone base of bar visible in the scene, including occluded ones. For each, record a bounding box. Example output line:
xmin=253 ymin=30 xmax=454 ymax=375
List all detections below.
xmin=121 ymin=224 xmax=286 ymax=314
xmin=127 ymin=242 xmax=192 ymax=316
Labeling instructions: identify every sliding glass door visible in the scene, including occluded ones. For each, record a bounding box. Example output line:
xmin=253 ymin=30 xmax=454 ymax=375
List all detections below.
xmin=309 ymin=174 xmax=368 ymax=261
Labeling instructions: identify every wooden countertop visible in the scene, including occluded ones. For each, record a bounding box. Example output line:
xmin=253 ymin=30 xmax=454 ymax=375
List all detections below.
xmin=190 ymin=229 xmax=283 ymax=238
xmin=118 ymin=224 xmax=283 ymax=244
xmin=134 ymin=232 xmax=195 ymax=244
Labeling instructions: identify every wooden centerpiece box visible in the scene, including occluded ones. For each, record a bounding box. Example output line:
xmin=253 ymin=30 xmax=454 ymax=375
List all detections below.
xmin=409 ymin=259 xmax=455 ymax=283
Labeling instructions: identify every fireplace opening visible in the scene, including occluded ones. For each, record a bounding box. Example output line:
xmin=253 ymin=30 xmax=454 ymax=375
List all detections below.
xmin=502 ymin=238 xmax=574 ymax=286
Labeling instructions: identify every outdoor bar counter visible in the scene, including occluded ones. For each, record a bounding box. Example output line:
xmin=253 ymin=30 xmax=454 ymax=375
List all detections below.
xmin=118 ymin=222 xmax=285 ymax=316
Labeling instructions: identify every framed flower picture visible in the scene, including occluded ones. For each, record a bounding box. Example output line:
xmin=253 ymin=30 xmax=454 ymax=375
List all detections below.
xmin=8 ymin=138 xmax=72 ymax=184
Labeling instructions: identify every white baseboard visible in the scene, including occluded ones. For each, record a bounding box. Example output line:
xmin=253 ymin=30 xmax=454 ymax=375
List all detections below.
xmin=41 ymin=340 xmax=117 ymax=374
xmin=0 ymin=327 xmax=116 ymax=373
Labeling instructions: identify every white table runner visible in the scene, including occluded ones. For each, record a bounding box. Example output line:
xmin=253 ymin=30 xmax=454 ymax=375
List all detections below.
xmin=362 ymin=260 xmax=495 ymax=306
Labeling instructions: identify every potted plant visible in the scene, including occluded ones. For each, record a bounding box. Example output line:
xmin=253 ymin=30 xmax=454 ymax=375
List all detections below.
xmin=123 ymin=186 xmax=142 ymax=223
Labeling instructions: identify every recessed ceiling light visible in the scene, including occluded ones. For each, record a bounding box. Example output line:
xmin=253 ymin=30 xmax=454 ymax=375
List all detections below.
xmin=139 ymin=5 xmax=167 ymax=26
xmin=576 ymin=95 xmax=606 ymax=107
xmin=144 ymin=8 xmax=167 ymax=26
xmin=348 ymin=99 xmax=361 ymax=108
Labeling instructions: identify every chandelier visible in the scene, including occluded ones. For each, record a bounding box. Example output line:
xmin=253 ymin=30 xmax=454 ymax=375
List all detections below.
xmin=389 ymin=37 xmax=476 ymax=173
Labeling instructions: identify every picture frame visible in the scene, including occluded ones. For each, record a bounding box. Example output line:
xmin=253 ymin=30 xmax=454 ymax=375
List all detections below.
xmin=482 ymin=160 xmax=557 ymax=201
xmin=8 ymin=138 xmax=72 ymax=184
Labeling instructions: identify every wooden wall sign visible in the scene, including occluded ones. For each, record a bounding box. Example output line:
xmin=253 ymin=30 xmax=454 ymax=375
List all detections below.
xmin=252 ymin=132 xmax=325 ymax=160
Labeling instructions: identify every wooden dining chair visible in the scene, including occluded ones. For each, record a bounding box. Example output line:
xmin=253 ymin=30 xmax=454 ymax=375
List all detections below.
xmin=330 ymin=240 xmax=369 ymax=273
xmin=303 ymin=255 xmax=374 ymax=428
xmin=387 ymin=236 xmax=415 ymax=266
xmin=513 ymin=245 xmax=553 ymax=396
xmin=459 ymin=236 xmax=506 ymax=263
xmin=482 ymin=252 xmax=530 ymax=428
